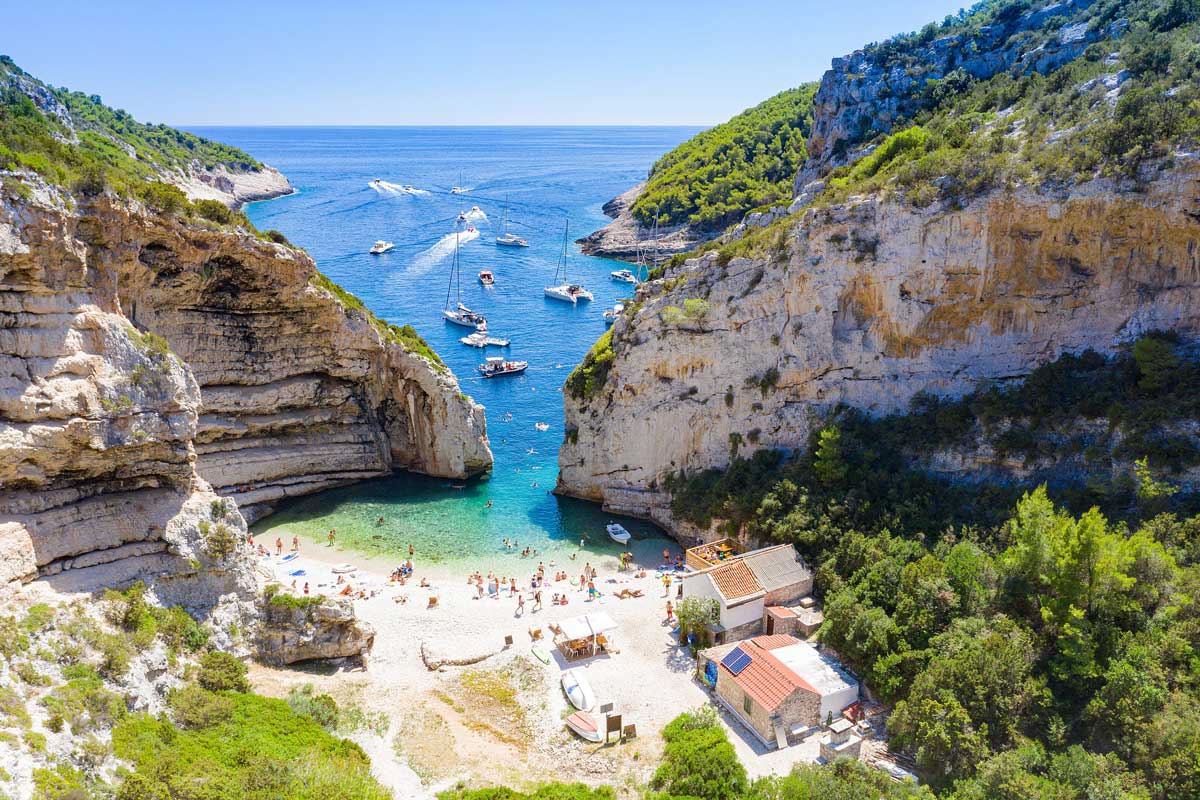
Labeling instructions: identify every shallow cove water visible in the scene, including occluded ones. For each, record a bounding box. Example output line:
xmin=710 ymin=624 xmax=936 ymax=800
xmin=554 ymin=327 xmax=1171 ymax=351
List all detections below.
xmin=189 ymin=126 xmax=701 ymax=568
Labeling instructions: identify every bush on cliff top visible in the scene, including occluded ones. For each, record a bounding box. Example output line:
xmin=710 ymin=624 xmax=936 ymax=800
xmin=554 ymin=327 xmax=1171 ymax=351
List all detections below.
xmin=632 ymin=84 xmax=818 ymax=231
xmin=565 ymin=328 xmax=614 ymax=400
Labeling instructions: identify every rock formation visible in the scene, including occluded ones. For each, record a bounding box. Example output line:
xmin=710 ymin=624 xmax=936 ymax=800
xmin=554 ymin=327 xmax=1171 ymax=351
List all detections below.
xmin=1 ymin=175 xmax=490 ymax=591
xmin=557 ymin=164 xmax=1200 ymax=531
xmin=578 ymin=183 xmax=706 ymax=262
xmin=258 ymin=593 xmax=375 ymax=665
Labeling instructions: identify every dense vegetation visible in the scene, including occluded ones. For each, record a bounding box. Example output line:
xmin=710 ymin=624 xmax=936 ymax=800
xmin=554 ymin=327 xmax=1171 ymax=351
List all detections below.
xmin=564 ymin=328 xmax=614 ymax=400
xmin=0 ymin=55 xmax=260 ymax=197
xmin=631 ymin=85 xmax=818 ymax=231
xmin=816 ymin=0 xmax=1200 ymax=208
xmin=661 ymin=338 xmax=1200 ymax=797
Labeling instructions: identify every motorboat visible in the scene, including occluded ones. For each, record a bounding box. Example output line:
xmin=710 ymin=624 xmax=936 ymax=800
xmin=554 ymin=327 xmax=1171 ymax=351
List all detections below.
xmin=545 ymin=283 xmax=594 ymax=304
xmin=400 ymin=184 xmax=415 ymax=193
xmin=566 ymin=711 xmax=603 ymax=743
xmin=460 ymin=332 xmax=510 ymax=348
xmin=610 ymin=269 xmax=638 ymax=284
xmin=603 ymin=303 xmax=624 ymax=326
xmin=545 ymin=220 xmax=592 ymax=303
xmin=369 ymin=240 xmax=394 ymax=255
xmin=478 ymin=357 xmax=528 ymax=378
xmin=535 ymin=422 xmax=549 ymax=431
xmin=444 ymin=302 xmax=487 ymax=329
xmin=606 ymin=523 xmax=631 ymax=545
xmin=496 ymin=197 xmax=529 ymax=247
xmin=561 ymin=669 xmax=596 ymax=711
xmin=478 ymin=270 xmax=495 ymax=286
xmin=451 ymin=171 xmax=467 ymax=194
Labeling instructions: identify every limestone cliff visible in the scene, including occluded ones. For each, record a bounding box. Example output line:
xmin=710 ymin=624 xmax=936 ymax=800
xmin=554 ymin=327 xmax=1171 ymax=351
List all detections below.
xmin=0 ymin=175 xmax=490 ymax=592
xmin=557 ymin=164 xmax=1200 ymax=530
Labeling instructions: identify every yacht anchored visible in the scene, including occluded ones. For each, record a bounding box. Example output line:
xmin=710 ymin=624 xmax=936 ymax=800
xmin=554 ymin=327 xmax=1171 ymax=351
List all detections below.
xmin=460 ymin=331 xmax=511 ymax=348
xmin=478 ymin=356 xmax=528 ymax=378
xmin=496 ymin=196 xmax=529 ymax=247
xmin=544 ymin=220 xmax=593 ymax=303
xmin=369 ymin=240 xmax=394 ymax=255
xmin=478 ymin=270 xmax=495 ymax=286
xmin=610 ymin=268 xmax=637 ymax=284
xmin=603 ymin=303 xmax=624 ymax=325
xmin=443 ymin=221 xmax=487 ymax=329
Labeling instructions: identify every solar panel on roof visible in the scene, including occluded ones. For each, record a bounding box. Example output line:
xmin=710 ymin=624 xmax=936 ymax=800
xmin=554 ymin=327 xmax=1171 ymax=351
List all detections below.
xmin=721 ymin=646 xmax=752 ymax=676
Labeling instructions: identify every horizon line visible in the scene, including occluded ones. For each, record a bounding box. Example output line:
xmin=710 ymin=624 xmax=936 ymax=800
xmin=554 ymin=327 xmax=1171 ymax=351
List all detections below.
xmin=179 ymin=123 xmax=714 ymax=129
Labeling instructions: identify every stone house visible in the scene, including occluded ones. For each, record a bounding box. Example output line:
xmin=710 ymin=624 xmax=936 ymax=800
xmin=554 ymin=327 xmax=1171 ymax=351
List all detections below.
xmin=697 ymin=634 xmax=859 ymax=747
xmin=680 ymin=544 xmax=813 ymax=644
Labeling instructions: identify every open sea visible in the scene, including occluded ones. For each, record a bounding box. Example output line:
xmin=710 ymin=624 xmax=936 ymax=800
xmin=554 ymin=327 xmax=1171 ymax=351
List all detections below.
xmin=187 ymin=126 xmax=702 ymax=568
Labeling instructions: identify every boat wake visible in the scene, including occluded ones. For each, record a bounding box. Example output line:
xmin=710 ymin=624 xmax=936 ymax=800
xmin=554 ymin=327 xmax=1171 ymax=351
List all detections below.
xmin=369 ymin=180 xmax=428 ymax=196
xmin=463 ymin=207 xmax=488 ymax=222
xmin=408 ymin=227 xmax=480 ymax=275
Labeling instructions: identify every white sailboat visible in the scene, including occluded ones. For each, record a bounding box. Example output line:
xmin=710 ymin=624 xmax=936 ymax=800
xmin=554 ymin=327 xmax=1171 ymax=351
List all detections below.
xmin=451 ymin=171 xmax=467 ymax=194
xmin=496 ymin=196 xmax=529 ymax=247
xmin=544 ymin=220 xmax=593 ymax=303
xmin=443 ymin=220 xmax=487 ymax=329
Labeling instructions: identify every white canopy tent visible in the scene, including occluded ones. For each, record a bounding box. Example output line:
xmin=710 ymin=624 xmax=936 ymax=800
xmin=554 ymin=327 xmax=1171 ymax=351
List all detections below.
xmin=556 ymin=612 xmax=619 ymax=658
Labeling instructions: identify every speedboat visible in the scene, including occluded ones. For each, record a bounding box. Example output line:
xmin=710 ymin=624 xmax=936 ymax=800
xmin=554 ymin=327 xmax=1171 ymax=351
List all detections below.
xmin=479 ymin=270 xmax=495 ymax=286
xmin=603 ymin=303 xmax=624 ymax=326
xmin=544 ymin=284 xmax=594 ymax=304
xmin=478 ymin=356 xmax=528 ymax=378
xmin=561 ymin=670 xmax=596 ymax=711
xmin=566 ymin=711 xmax=604 ymax=743
xmin=444 ymin=302 xmax=486 ymax=329
xmin=610 ymin=269 xmax=638 ymax=284
xmin=451 ymin=185 xmax=466 ymax=194
xmin=496 ymin=232 xmax=528 ymax=247
xmin=369 ymin=240 xmax=394 ymax=255
xmin=460 ymin=332 xmax=510 ymax=348
xmin=400 ymin=184 xmax=415 ymax=193
xmin=606 ymin=523 xmax=631 ymax=545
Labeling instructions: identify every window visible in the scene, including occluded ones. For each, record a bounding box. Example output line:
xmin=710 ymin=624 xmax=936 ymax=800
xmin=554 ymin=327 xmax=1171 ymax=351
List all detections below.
xmin=743 ymin=696 xmax=752 ymax=714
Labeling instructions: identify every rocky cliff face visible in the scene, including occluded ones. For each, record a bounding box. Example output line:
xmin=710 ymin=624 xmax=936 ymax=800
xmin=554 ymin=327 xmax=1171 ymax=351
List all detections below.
xmin=0 ymin=175 xmax=490 ymax=592
xmin=797 ymin=0 xmax=1119 ymax=186
xmin=557 ymin=163 xmax=1200 ymax=529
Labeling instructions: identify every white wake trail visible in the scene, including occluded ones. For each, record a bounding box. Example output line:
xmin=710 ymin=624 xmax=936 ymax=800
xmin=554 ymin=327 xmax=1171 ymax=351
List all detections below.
xmin=369 ymin=180 xmax=408 ymax=195
xmin=407 ymin=227 xmax=481 ymax=276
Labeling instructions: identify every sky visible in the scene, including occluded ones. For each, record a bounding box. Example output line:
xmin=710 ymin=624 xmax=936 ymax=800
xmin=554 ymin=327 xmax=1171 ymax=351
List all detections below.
xmin=5 ymin=0 xmax=968 ymax=126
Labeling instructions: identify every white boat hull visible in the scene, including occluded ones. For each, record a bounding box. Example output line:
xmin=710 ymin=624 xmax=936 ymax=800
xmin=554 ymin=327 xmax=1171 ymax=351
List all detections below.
xmin=606 ymin=524 xmax=631 ymax=545
xmin=545 ymin=286 xmax=594 ymax=304
xmin=444 ymin=311 xmax=484 ymax=329
xmin=561 ymin=670 xmax=596 ymax=711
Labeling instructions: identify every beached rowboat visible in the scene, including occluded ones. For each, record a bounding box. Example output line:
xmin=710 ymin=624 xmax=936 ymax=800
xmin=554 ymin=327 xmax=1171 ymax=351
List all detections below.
xmin=560 ymin=669 xmax=595 ymax=711
xmin=565 ymin=711 xmax=604 ymax=743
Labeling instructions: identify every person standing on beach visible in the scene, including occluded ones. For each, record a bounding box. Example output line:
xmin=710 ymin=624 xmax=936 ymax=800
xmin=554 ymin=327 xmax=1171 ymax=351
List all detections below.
xmin=292 ymin=535 xmax=299 ymax=552
xmin=275 ymin=537 xmax=282 ymax=555
xmin=303 ymin=582 xmax=310 ymax=596
xmin=517 ymin=594 xmax=525 ymax=614
xmin=408 ymin=543 xmax=414 ymax=558
xmin=665 ymin=600 xmax=674 ymax=622
xmin=534 ymin=590 xmax=542 ymax=610
xmin=662 ymin=574 xmax=671 ymax=596
xmin=327 ymin=530 xmax=335 ymax=547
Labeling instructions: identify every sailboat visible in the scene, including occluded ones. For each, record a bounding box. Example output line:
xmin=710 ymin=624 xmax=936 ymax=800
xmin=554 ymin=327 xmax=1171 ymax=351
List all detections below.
xmin=544 ymin=220 xmax=593 ymax=304
xmin=496 ymin=196 xmax=528 ymax=247
xmin=443 ymin=219 xmax=487 ymax=329
xmin=451 ymin=171 xmax=467 ymax=194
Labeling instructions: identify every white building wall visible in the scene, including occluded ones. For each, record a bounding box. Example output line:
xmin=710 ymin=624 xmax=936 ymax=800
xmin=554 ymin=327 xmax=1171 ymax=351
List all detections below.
xmin=682 ymin=575 xmax=764 ymax=630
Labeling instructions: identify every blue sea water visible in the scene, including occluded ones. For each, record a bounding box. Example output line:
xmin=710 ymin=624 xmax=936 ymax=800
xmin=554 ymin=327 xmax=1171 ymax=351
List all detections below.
xmin=187 ymin=126 xmax=701 ymax=566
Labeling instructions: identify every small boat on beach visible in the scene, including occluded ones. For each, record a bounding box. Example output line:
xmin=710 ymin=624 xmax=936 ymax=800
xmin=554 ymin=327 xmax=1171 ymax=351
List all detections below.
xmin=369 ymin=240 xmax=394 ymax=255
xmin=610 ymin=268 xmax=637 ymax=284
xmin=606 ymin=523 xmax=631 ymax=545
xmin=478 ymin=270 xmax=495 ymax=286
xmin=479 ymin=356 xmax=528 ymax=378
xmin=566 ymin=711 xmax=604 ymax=743
xmin=561 ymin=669 xmax=596 ymax=711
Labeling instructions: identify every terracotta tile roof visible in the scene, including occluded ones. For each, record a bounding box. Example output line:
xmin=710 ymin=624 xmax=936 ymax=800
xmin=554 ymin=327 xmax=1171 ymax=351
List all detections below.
xmin=751 ymin=633 xmax=799 ymax=650
xmin=707 ymin=560 xmax=763 ymax=601
xmin=721 ymin=640 xmax=816 ymax=710
xmin=765 ymin=606 xmax=797 ymax=619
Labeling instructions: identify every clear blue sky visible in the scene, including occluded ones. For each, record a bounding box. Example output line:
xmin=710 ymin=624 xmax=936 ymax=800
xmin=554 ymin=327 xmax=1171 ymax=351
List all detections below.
xmin=6 ymin=0 xmax=967 ymax=126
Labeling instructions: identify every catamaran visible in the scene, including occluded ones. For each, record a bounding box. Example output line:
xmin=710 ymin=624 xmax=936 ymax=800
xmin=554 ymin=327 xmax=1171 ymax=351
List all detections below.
xmin=544 ymin=220 xmax=593 ymax=303
xmin=443 ymin=220 xmax=487 ymax=329
xmin=369 ymin=240 xmax=394 ymax=255
xmin=478 ymin=356 xmax=528 ymax=378
xmin=496 ymin=196 xmax=529 ymax=247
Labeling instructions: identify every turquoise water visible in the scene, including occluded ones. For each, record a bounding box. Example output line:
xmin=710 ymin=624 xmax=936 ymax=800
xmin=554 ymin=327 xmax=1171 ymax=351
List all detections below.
xmin=188 ymin=126 xmax=701 ymax=567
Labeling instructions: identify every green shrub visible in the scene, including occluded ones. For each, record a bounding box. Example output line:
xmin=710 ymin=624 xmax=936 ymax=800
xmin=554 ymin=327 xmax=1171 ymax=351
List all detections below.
xmin=190 ymin=198 xmax=235 ymax=225
xmin=139 ymin=181 xmax=187 ymax=215
xmin=196 ymin=651 xmax=249 ymax=693
xmin=565 ymin=328 xmax=615 ymax=400
xmin=286 ymin=684 xmax=340 ymax=731
xmin=651 ymin=708 xmax=746 ymax=799
xmin=169 ymin=684 xmax=235 ymax=729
